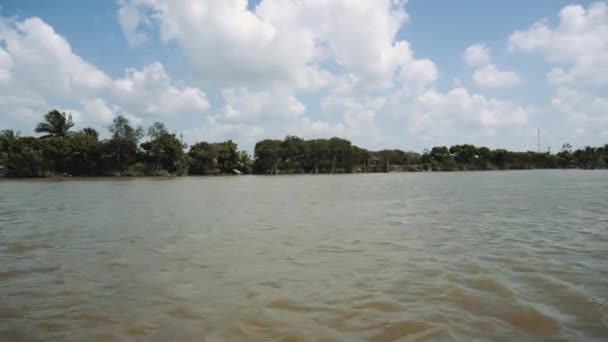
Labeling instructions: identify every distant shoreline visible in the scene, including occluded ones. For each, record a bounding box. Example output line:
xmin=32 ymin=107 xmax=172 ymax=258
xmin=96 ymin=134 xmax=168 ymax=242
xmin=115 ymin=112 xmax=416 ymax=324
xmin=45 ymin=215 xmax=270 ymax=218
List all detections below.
xmin=1 ymin=168 xmax=605 ymax=181
xmin=3 ymin=112 xmax=607 ymax=178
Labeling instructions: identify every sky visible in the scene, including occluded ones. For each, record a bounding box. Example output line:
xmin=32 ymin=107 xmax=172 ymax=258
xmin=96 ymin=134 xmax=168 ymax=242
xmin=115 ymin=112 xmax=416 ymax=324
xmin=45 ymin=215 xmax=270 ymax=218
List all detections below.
xmin=0 ymin=0 xmax=606 ymax=152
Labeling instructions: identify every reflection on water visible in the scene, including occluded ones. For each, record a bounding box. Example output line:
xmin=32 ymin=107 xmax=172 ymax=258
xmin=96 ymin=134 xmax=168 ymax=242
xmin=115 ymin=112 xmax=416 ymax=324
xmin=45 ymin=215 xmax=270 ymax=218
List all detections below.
xmin=1 ymin=171 xmax=607 ymax=341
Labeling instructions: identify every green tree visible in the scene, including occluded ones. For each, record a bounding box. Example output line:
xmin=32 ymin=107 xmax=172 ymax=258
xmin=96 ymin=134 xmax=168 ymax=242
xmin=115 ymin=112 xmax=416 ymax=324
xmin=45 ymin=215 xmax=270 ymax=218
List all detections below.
xmin=1 ymin=129 xmax=20 ymax=141
xmin=66 ymin=131 xmax=103 ymax=175
xmin=474 ymin=147 xmax=493 ymax=170
xmin=351 ymin=146 xmax=371 ymax=172
xmin=141 ymin=122 xmax=178 ymax=173
xmin=81 ymin=127 xmax=99 ymax=140
xmin=449 ymin=144 xmax=477 ymax=168
xmin=188 ymin=140 xmax=245 ymax=175
xmin=215 ymin=140 xmax=240 ymax=174
xmin=428 ymin=146 xmax=457 ymax=171
xmin=237 ymin=150 xmax=252 ymax=174
xmin=147 ymin=121 xmax=168 ymax=140
xmin=0 ymin=136 xmax=45 ymax=177
xmin=141 ymin=131 xmax=188 ymax=175
xmin=375 ymin=149 xmax=412 ymax=172
xmin=107 ymin=115 xmax=143 ymax=173
xmin=280 ymin=136 xmax=307 ymax=173
xmin=328 ymin=137 xmax=353 ymax=173
xmin=0 ymin=130 xmax=20 ymax=174
xmin=305 ymin=139 xmax=330 ymax=174
xmin=35 ymin=110 xmax=74 ymax=138
xmin=491 ymin=149 xmax=508 ymax=169
xmin=188 ymin=142 xmax=219 ymax=175
xmin=254 ymin=139 xmax=282 ymax=174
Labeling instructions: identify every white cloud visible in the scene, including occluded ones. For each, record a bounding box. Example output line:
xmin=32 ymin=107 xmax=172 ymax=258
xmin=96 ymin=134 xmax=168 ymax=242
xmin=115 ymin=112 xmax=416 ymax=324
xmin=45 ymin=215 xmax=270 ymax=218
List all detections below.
xmin=112 ymin=62 xmax=209 ymax=117
xmin=542 ymin=87 xmax=608 ymax=147
xmin=0 ymin=46 xmax=13 ymax=82
xmin=0 ymin=16 xmax=209 ymax=131
xmin=6 ymin=106 xmax=39 ymax=125
xmin=119 ymin=0 xmax=317 ymax=86
xmin=117 ymin=0 xmax=435 ymax=90
xmin=321 ymin=93 xmax=382 ymax=140
xmin=5 ymin=1 xmax=603 ymax=152
xmin=509 ymin=1 xmax=608 ymax=86
xmin=551 ymin=87 xmax=608 ymax=131
xmin=118 ymin=2 xmax=148 ymax=46
xmin=293 ymin=66 xmax=335 ymax=91
xmin=473 ymin=64 xmax=522 ymax=88
xmin=0 ymin=16 xmax=110 ymax=98
xmin=115 ymin=0 xmax=439 ymax=149
xmin=220 ymin=87 xmax=305 ymax=124
xmin=463 ymin=44 xmax=491 ymax=67
xmin=80 ymin=98 xmax=120 ymax=124
xmin=389 ymin=87 xmax=529 ymax=141
xmin=463 ymin=43 xmax=522 ymax=88
xmin=399 ymin=54 xmax=438 ymax=88
xmin=181 ymin=81 xmax=390 ymax=149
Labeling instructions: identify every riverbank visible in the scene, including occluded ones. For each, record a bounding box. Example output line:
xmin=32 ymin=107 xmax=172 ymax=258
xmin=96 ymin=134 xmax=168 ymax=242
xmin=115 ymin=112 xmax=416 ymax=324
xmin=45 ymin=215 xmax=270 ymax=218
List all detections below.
xmin=2 ymin=113 xmax=607 ymax=177
xmin=0 ymin=168 xmax=608 ymax=181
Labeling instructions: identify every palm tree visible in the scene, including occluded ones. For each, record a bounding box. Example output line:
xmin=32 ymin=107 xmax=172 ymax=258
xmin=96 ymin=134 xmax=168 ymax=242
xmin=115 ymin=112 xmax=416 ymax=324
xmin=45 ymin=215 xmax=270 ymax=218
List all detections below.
xmin=81 ymin=127 xmax=99 ymax=140
xmin=0 ymin=129 xmax=20 ymax=141
xmin=35 ymin=110 xmax=74 ymax=138
xmin=1 ymin=130 xmax=20 ymax=174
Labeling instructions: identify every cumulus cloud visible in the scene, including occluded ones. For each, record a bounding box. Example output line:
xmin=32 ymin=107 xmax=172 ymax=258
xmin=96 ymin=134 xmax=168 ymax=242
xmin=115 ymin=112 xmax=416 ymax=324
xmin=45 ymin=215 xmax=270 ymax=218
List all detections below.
xmin=80 ymin=98 xmax=120 ymax=124
xmin=220 ymin=87 xmax=305 ymax=124
xmin=551 ymin=87 xmax=608 ymax=133
xmin=413 ymin=87 xmax=528 ymax=130
xmin=115 ymin=0 xmax=441 ymax=148
xmin=5 ymin=1 xmax=604 ymax=152
xmin=0 ymin=17 xmax=110 ymax=98
xmin=0 ymin=46 xmax=14 ymax=82
xmin=118 ymin=1 xmax=148 ymax=46
xmin=463 ymin=44 xmax=491 ymax=67
xmin=117 ymin=0 xmax=435 ymax=90
xmin=472 ymin=64 xmax=522 ymax=88
xmin=509 ymin=1 xmax=608 ymax=86
xmin=117 ymin=0 xmax=317 ymax=86
xmin=507 ymin=2 xmax=608 ymax=147
xmin=199 ymin=86 xmax=382 ymax=148
xmin=463 ymin=43 xmax=522 ymax=88
xmin=112 ymin=62 xmax=209 ymax=117
xmin=321 ymin=93 xmax=383 ymax=140
xmin=0 ymin=16 xmax=209 ymax=130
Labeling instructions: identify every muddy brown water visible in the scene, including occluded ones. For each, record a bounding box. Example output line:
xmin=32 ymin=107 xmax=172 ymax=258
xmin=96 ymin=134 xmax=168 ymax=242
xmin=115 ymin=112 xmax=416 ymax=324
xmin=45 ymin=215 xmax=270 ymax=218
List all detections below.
xmin=1 ymin=171 xmax=607 ymax=341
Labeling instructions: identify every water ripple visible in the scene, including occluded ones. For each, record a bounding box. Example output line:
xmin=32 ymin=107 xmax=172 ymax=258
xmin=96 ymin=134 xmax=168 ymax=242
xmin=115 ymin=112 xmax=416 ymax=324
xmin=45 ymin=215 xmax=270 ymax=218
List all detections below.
xmin=0 ymin=172 xmax=607 ymax=341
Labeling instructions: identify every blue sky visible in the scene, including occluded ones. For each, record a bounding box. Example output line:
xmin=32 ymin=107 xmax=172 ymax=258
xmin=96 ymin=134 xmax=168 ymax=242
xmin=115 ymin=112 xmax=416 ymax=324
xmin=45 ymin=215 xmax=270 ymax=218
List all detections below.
xmin=0 ymin=0 xmax=606 ymax=152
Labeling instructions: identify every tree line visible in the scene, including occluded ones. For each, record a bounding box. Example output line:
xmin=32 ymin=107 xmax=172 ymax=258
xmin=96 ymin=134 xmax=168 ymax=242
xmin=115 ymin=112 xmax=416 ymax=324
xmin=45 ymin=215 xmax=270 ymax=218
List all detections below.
xmin=1 ymin=110 xmax=607 ymax=177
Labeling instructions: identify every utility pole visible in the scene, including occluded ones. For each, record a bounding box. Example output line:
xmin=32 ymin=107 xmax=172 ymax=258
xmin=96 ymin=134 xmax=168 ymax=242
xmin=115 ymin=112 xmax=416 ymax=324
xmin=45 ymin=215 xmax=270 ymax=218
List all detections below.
xmin=537 ymin=128 xmax=541 ymax=153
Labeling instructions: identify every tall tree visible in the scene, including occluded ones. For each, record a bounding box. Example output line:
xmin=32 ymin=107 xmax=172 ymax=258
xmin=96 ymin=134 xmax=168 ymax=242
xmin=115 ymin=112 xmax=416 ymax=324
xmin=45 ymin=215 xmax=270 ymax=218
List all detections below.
xmin=107 ymin=115 xmax=143 ymax=172
xmin=188 ymin=140 xmax=245 ymax=175
xmin=81 ymin=127 xmax=99 ymax=140
xmin=328 ymin=137 xmax=353 ymax=173
xmin=254 ymin=139 xmax=282 ymax=174
xmin=35 ymin=110 xmax=74 ymax=138
xmin=147 ymin=121 xmax=169 ymax=140
xmin=188 ymin=142 xmax=219 ymax=175
xmin=280 ymin=136 xmax=307 ymax=173
xmin=141 ymin=123 xmax=188 ymax=175
xmin=0 ymin=130 xmax=19 ymax=172
xmin=1 ymin=129 xmax=20 ymax=141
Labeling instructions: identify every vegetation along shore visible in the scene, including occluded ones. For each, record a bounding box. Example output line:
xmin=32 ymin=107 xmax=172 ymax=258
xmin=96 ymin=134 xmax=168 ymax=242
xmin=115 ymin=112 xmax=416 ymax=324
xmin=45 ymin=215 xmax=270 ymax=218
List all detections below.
xmin=1 ymin=110 xmax=607 ymax=178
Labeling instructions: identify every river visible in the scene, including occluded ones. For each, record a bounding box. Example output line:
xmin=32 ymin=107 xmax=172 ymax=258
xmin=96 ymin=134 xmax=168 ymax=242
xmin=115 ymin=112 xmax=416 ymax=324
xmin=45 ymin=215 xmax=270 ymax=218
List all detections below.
xmin=1 ymin=171 xmax=607 ymax=341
